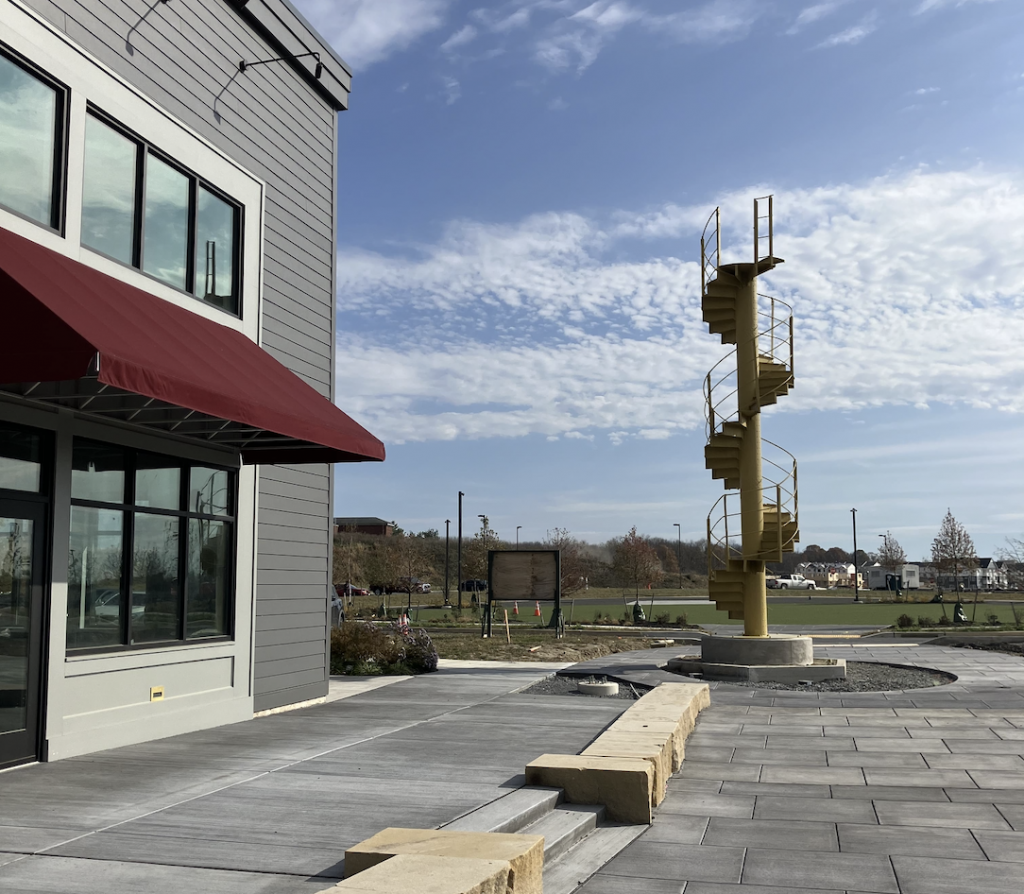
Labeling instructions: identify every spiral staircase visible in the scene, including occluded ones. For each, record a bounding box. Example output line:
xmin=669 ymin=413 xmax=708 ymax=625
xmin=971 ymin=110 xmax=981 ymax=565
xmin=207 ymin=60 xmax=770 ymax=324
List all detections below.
xmin=701 ymin=198 xmax=800 ymax=627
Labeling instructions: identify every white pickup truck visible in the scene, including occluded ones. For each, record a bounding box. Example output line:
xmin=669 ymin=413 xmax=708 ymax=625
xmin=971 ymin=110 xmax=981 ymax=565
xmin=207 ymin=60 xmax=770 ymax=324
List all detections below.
xmin=767 ymin=573 xmax=817 ymax=590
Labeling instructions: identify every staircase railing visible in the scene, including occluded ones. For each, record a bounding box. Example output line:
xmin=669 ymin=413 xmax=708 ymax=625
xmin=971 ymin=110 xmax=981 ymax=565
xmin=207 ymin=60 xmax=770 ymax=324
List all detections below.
xmin=701 ymin=207 xmax=720 ymax=297
xmin=704 ymin=349 xmax=739 ymax=441
xmin=706 ymin=439 xmax=799 ymax=573
xmin=757 ymin=293 xmax=793 ymax=373
xmin=754 ymin=195 xmax=773 ymax=266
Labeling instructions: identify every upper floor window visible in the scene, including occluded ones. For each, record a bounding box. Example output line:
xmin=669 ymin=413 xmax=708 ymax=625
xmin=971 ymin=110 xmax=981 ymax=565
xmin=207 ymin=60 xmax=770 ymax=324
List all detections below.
xmin=81 ymin=109 xmax=241 ymax=315
xmin=0 ymin=48 xmax=65 ymax=230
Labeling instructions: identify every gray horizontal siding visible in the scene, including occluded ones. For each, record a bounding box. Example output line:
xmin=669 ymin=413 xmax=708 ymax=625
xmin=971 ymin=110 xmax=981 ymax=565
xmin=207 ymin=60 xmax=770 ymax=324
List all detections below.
xmin=22 ymin=0 xmax=343 ymax=712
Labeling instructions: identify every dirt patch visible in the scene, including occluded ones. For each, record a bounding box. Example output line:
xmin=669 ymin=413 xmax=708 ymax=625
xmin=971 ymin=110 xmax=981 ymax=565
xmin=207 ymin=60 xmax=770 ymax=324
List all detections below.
xmin=431 ymin=632 xmax=636 ymax=662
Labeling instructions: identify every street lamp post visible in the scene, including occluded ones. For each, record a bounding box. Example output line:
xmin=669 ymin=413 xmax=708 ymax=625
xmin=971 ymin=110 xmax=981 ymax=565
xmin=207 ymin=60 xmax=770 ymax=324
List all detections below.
xmin=851 ymin=508 xmax=859 ymax=603
xmin=457 ymin=492 xmax=464 ymax=611
xmin=673 ymin=523 xmax=682 ymax=589
xmin=445 ymin=519 xmax=451 ymax=606
xmin=516 ymin=526 xmax=521 ymax=550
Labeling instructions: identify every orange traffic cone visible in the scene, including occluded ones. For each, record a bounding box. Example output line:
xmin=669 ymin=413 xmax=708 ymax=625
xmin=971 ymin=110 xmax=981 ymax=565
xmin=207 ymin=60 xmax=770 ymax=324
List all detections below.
xmin=513 ymin=601 xmax=519 ymax=615
xmin=534 ymin=601 xmax=541 ymax=617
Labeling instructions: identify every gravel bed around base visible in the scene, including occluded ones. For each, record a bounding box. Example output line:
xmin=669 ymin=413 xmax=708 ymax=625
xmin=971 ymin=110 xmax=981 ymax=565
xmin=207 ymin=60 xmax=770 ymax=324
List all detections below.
xmin=521 ymin=674 xmax=652 ymax=699
xmin=672 ymin=660 xmax=955 ymax=692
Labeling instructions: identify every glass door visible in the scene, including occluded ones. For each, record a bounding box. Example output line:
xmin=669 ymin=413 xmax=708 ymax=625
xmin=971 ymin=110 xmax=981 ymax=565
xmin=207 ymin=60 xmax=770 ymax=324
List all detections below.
xmin=0 ymin=500 xmax=46 ymax=769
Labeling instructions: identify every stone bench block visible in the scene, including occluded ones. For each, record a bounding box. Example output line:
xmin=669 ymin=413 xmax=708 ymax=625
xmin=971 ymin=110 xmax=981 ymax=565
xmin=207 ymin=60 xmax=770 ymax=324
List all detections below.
xmin=581 ymin=732 xmax=673 ymax=805
xmin=525 ymin=754 xmax=653 ymax=824
xmin=332 ymin=853 xmax=513 ymax=894
xmin=344 ymin=827 xmax=543 ymax=894
xmin=607 ymin=718 xmax=687 ymax=771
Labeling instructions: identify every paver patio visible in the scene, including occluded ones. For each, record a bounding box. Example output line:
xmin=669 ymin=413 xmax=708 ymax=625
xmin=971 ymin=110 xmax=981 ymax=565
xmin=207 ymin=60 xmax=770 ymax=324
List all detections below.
xmin=3 ymin=641 xmax=1024 ymax=893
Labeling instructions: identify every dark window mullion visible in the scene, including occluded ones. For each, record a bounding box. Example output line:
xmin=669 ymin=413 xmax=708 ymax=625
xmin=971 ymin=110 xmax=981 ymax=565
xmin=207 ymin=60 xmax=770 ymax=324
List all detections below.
xmin=133 ymin=144 xmax=146 ymax=270
xmin=122 ymin=452 xmax=137 ymax=646
xmin=178 ymin=463 xmax=189 ymax=641
xmin=52 ymin=84 xmax=68 ymax=233
xmin=186 ymin=178 xmax=197 ymax=295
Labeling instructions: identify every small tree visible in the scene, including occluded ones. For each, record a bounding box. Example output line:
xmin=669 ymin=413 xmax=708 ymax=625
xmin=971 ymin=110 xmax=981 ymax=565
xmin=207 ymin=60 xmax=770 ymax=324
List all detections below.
xmin=878 ymin=531 xmax=907 ymax=597
xmin=544 ymin=527 xmax=589 ymax=596
xmin=931 ymin=510 xmax=977 ymax=595
xmin=613 ymin=526 xmax=663 ymax=599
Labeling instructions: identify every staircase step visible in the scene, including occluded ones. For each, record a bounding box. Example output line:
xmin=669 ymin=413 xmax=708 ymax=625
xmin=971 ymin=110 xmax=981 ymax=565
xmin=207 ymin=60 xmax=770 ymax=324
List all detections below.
xmin=542 ymin=824 xmax=648 ymax=894
xmin=442 ymin=786 xmax=562 ymax=834
xmin=519 ymin=804 xmax=605 ymax=864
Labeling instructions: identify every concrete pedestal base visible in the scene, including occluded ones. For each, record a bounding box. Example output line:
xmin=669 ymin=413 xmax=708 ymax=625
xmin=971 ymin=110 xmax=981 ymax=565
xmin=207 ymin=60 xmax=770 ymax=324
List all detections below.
xmin=702 ymin=635 xmax=814 ymax=667
xmin=663 ymin=635 xmax=847 ymax=684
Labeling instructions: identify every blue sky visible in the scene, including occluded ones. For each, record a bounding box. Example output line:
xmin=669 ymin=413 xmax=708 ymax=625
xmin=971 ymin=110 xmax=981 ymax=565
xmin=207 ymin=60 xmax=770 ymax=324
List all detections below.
xmin=292 ymin=0 xmax=1024 ymax=560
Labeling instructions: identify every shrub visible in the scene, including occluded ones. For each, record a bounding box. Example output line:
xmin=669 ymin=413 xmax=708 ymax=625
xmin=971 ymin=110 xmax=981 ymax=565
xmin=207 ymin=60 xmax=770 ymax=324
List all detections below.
xmin=330 ymin=621 xmax=438 ymax=676
xmin=653 ymin=611 xmax=671 ymax=626
xmin=987 ymin=613 xmax=1001 ymax=626
xmin=935 ymin=615 xmax=951 ymax=626
xmin=896 ymin=613 xmax=914 ymax=629
xmin=675 ymin=613 xmax=689 ymax=628
xmin=917 ymin=616 xmax=935 ymax=628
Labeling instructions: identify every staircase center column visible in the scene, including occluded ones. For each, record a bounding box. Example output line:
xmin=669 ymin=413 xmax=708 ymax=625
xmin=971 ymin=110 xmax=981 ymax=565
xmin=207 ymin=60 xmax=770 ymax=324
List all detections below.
xmin=736 ymin=275 xmax=768 ymax=637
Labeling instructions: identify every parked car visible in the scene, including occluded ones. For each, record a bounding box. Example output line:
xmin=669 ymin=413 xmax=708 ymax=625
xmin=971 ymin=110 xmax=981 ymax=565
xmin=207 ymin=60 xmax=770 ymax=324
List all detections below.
xmin=460 ymin=579 xmax=488 ymax=592
xmin=368 ymin=577 xmax=429 ymax=595
xmin=766 ymin=573 xmax=817 ymax=590
xmin=335 ymin=582 xmax=368 ymax=598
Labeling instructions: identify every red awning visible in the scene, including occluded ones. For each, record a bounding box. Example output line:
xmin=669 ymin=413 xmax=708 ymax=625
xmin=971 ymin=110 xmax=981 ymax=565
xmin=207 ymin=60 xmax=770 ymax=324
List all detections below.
xmin=0 ymin=225 xmax=384 ymax=464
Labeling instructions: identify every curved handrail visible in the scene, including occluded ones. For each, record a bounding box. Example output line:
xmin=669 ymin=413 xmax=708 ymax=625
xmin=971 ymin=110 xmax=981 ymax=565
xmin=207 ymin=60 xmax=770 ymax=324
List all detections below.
xmin=701 ymin=207 xmax=720 ymax=297
xmin=706 ymin=439 xmax=799 ymax=571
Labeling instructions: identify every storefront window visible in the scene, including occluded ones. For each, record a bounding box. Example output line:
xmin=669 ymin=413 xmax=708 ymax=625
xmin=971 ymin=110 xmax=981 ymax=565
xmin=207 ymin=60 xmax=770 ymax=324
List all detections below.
xmin=81 ymin=115 xmax=137 ymax=265
xmin=0 ymin=424 xmax=43 ymax=492
xmin=187 ymin=519 xmax=230 ymax=639
xmin=66 ymin=506 xmax=124 ymax=649
xmin=67 ymin=440 xmax=235 ymax=651
xmin=132 ymin=513 xmax=180 ymax=643
xmin=195 ymin=187 xmax=238 ymax=313
xmin=0 ymin=50 xmax=63 ymax=228
xmin=81 ymin=109 xmax=241 ymax=314
xmin=142 ymin=154 xmax=190 ymax=291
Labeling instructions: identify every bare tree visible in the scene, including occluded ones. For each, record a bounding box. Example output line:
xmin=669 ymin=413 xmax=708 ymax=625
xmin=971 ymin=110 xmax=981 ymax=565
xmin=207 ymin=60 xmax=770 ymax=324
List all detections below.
xmin=931 ymin=510 xmax=977 ymax=594
xmin=999 ymin=536 xmax=1024 ymax=590
xmin=544 ymin=527 xmax=588 ymax=596
xmin=613 ymin=526 xmax=663 ymax=599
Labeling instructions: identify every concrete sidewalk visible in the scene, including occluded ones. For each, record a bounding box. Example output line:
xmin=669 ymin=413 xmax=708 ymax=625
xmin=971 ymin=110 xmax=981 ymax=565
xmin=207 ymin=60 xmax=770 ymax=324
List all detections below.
xmin=0 ymin=660 xmax=623 ymax=893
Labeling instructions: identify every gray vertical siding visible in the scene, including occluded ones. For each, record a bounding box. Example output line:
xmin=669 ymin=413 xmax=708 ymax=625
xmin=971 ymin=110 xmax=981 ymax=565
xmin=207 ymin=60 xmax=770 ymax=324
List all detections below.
xmin=21 ymin=0 xmax=341 ymax=710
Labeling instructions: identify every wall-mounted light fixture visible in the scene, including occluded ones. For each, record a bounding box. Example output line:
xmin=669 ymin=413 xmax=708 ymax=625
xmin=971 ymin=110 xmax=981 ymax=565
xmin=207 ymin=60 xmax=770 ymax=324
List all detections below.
xmin=239 ymin=51 xmax=323 ymax=80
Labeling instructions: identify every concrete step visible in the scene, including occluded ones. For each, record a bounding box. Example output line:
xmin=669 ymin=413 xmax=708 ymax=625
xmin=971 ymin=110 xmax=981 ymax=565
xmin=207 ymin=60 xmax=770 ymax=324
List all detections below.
xmin=442 ymin=786 xmax=562 ymax=834
xmin=519 ymin=803 xmax=605 ymax=863
xmin=542 ymin=823 xmax=648 ymax=894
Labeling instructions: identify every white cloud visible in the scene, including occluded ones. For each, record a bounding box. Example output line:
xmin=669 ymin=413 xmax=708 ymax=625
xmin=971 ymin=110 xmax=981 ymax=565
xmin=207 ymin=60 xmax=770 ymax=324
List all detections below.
xmin=336 ymin=168 xmax=1024 ymax=445
xmin=916 ymin=0 xmax=1006 ymax=12
xmin=787 ymin=1 xmax=849 ymax=35
xmin=290 ymin=0 xmax=451 ymax=69
xmin=442 ymin=75 xmax=461 ymax=103
xmin=650 ymin=0 xmax=761 ymax=44
xmin=440 ymin=24 xmax=478 ymax=53
xmin=915 ymin=87 xmax=941 ymax=94
xmin=816 ymin=11 xmax=878 ymax=47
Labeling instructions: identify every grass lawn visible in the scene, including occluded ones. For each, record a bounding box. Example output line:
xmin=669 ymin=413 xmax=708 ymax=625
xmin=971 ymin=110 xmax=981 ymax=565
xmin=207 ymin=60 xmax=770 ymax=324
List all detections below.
xmin=409 ymin=599 xmax=1024 ymax=630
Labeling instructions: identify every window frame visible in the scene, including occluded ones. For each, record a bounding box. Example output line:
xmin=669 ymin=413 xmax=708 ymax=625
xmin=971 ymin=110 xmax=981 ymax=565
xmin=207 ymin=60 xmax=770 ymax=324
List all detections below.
xmin=82 ymin=104 xmax=244 ymax=317
xmin=0 ymin=42 xmax=69 ymax=235
xmin=67 ymin=440 xmax=238 ymax=654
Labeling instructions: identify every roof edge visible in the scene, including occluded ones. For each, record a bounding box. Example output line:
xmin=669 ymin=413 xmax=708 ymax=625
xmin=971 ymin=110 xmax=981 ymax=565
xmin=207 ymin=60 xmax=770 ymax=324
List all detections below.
xmin=225 ymin=0 xmax=351 ymax=111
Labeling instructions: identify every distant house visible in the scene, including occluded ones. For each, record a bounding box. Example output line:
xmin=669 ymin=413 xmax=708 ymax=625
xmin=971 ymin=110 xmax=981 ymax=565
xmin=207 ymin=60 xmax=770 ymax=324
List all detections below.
xmin=335 ymin=517 xmax=394 ymax=536
xmin=798 ymin=562 xmax=863 ymax=589
xmin=936 ymin=558 xmax=1008 ymax=592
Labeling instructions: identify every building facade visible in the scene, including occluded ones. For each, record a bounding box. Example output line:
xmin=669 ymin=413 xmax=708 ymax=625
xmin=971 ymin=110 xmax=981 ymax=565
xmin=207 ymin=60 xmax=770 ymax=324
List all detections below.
xmin=0 ymin=0 xmax=382 ymax=770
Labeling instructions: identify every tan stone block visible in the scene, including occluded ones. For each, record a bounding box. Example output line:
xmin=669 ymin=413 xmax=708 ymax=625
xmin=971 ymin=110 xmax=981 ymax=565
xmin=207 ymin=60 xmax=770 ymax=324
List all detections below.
xmin=525 ymin=753 xmax=653 ymax=824
xmin=332 ymin=853 xmax=512 ymax=894
xmin=344 ymin=828 xmax=543 ymax=894
xmin=582 ymin=733 xmax=672 ymax=805
xmin=608 ymin=718 xmax=686 ymax=771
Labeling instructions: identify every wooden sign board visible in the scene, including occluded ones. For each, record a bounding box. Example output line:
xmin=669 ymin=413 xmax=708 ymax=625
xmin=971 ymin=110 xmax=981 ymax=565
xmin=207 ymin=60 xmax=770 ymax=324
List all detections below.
xmin=488 ymin=550 xmax=560 ymax=602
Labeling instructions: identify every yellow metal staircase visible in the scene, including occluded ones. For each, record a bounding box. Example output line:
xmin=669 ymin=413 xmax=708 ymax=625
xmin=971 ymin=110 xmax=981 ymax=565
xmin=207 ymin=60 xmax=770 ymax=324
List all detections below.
xmin=702 ymin=199 xmax=800 ymax=622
